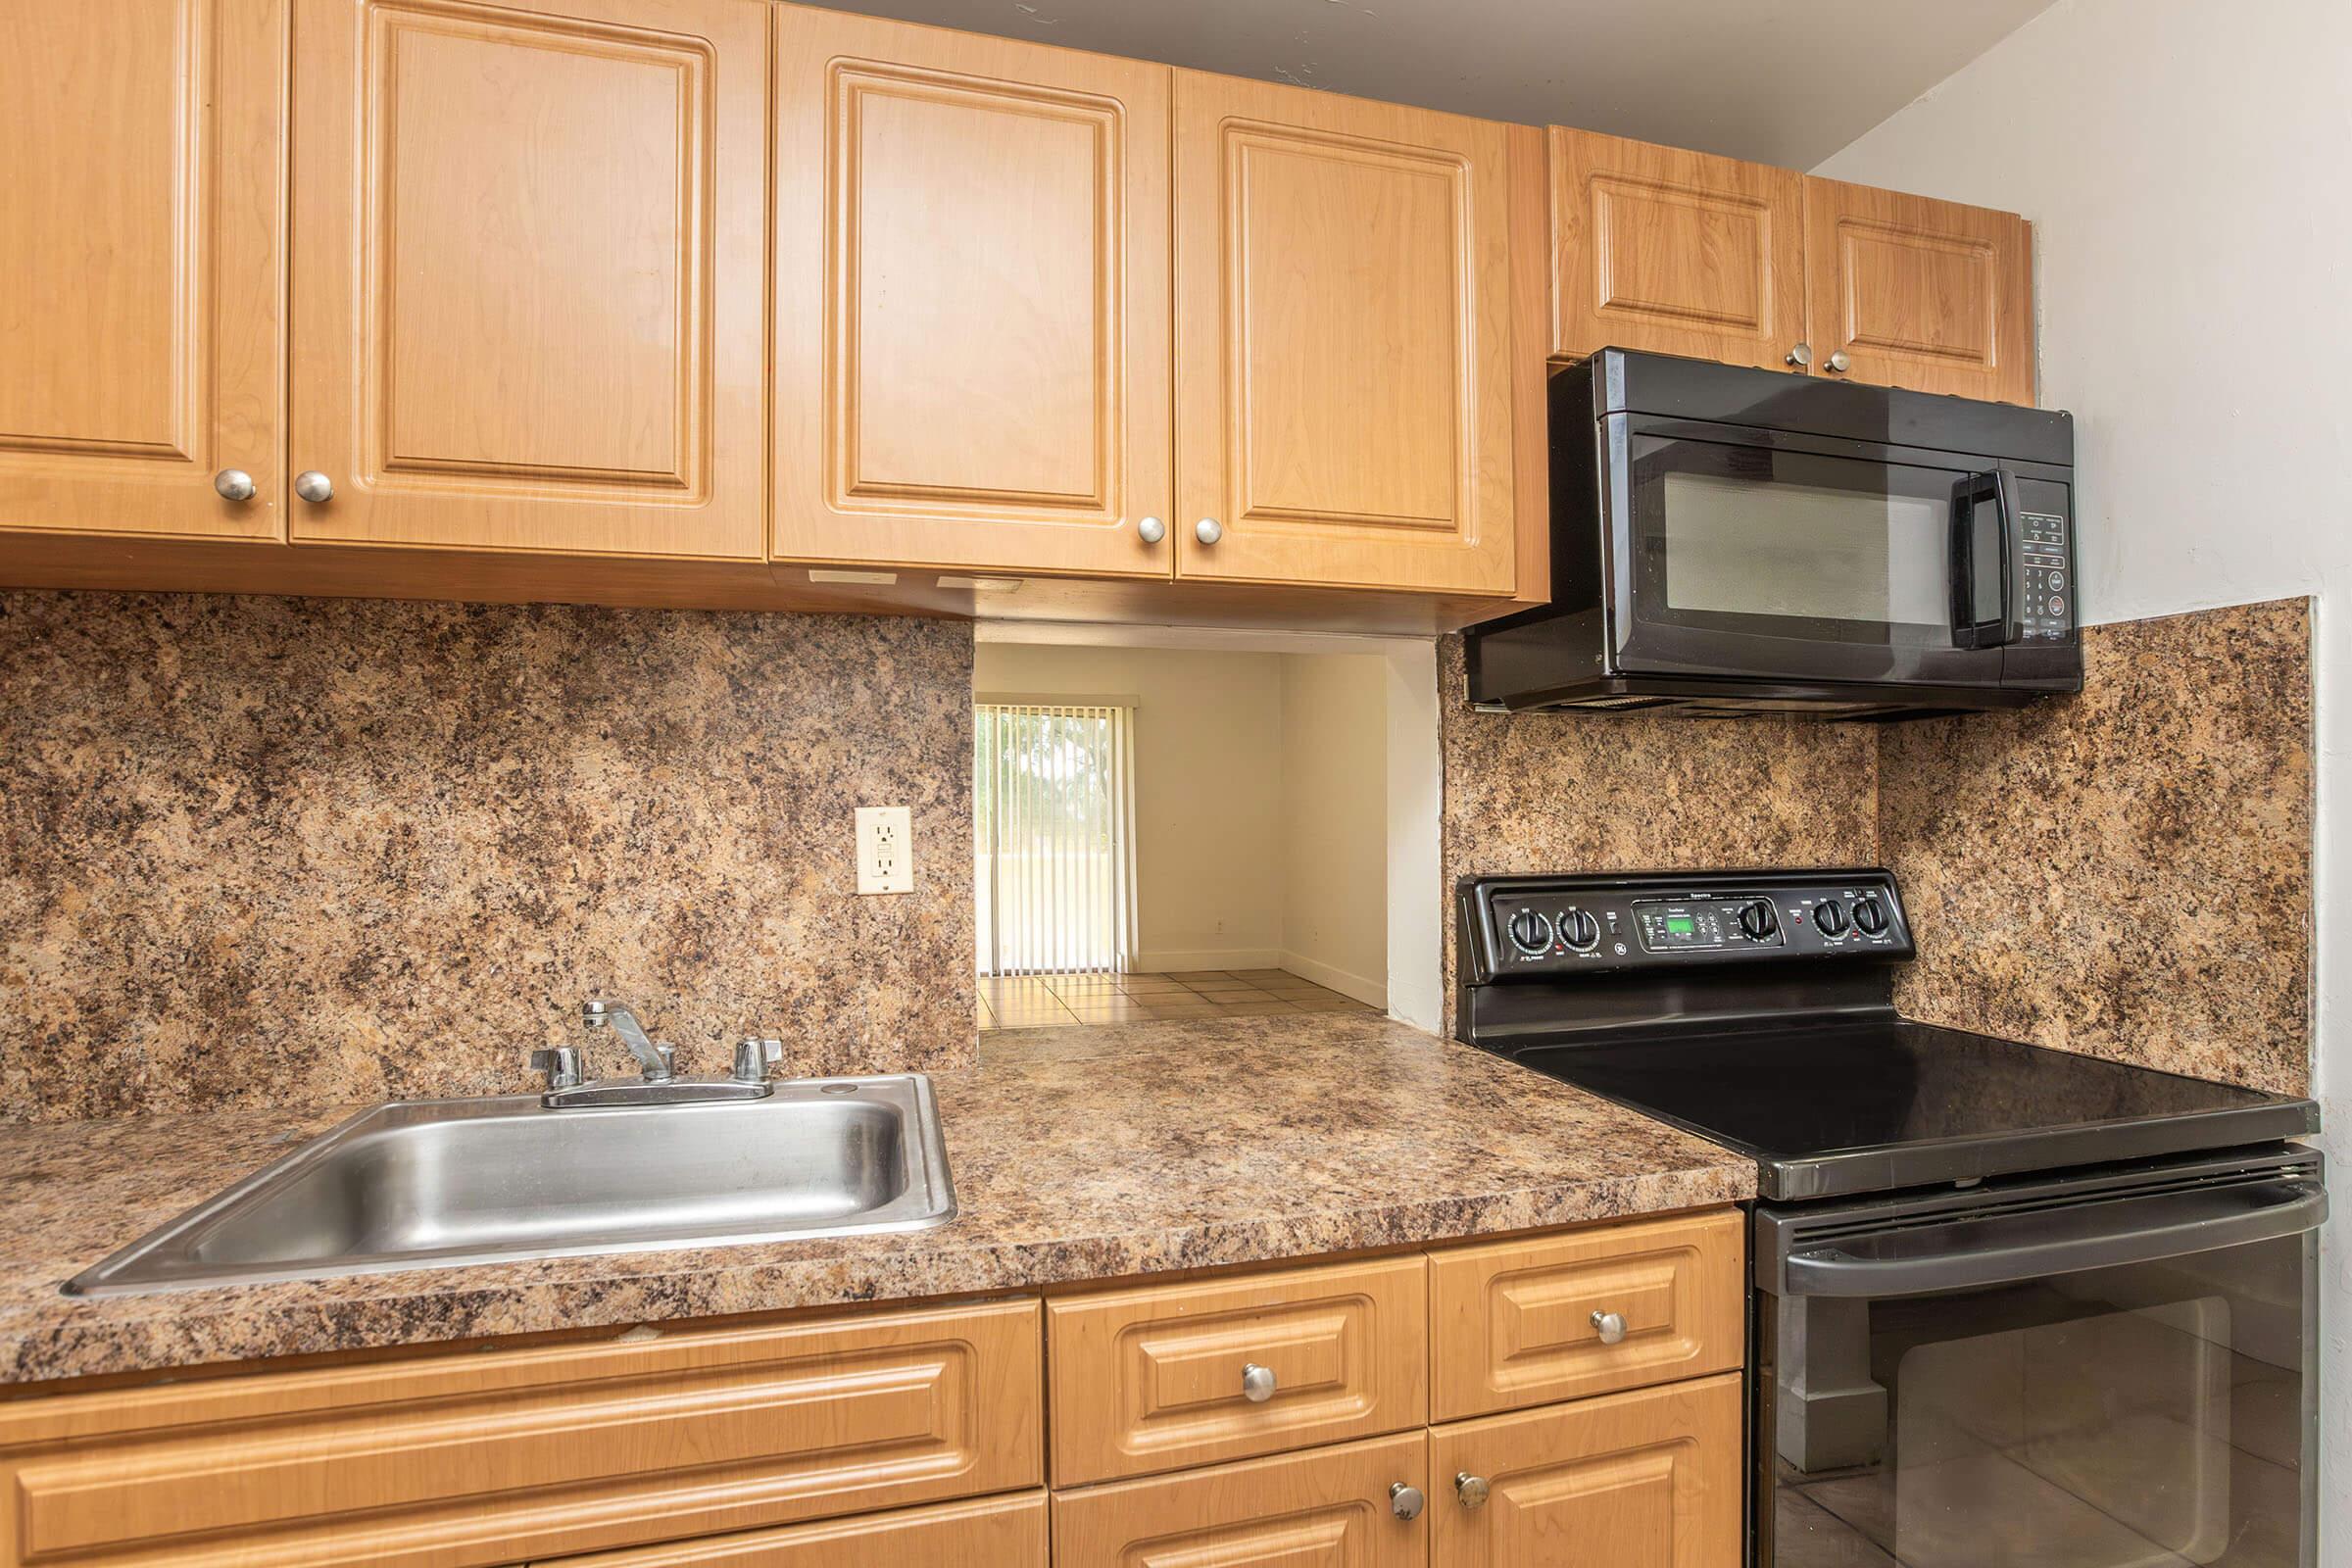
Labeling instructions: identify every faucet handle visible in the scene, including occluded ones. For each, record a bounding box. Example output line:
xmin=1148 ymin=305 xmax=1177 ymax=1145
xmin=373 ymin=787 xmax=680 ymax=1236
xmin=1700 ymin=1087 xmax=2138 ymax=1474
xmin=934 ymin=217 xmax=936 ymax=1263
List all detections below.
xmin=733 ymin=1037 xmax=784 ymax=1084
xmin=530 ymin=1047 xmax=585 ymax=1091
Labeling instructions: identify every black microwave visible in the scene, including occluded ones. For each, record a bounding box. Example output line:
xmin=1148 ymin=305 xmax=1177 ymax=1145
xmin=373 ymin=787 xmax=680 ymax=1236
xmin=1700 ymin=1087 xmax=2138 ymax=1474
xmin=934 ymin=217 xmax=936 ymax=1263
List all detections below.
xmin=1465 ymin=349 xmax=2080 ymax=719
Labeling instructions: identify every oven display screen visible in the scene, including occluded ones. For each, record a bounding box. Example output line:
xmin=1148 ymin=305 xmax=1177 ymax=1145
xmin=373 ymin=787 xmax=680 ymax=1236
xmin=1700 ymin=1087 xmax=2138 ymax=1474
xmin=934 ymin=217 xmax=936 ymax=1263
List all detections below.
xmin=1638 ymin=904 xmax=1725 ymax=950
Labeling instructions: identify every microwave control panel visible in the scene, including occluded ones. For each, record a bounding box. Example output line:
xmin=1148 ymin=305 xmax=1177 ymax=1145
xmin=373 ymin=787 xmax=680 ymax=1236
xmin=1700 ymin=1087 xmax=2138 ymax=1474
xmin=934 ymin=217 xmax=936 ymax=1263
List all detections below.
xmin=1467 ymin=870 xmax=1913 ymax=977
xmin=2016 ymin=496 xmax=2074 ymax=641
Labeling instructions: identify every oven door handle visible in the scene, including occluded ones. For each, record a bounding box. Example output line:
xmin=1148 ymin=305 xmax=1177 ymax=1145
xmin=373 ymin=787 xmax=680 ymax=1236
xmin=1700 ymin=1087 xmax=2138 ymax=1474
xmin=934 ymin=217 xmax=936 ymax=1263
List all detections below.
xmin=1947 ymin=468 xmax=2014 ymax=650
xmin=1780 ymin=1176 xmax=2327 ymax=1299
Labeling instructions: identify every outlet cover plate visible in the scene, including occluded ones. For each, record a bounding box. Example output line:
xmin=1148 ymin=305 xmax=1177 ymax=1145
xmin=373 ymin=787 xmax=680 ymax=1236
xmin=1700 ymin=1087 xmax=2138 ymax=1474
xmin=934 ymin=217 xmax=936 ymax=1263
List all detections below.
xmin=855 ymin=806 xmax=913 ymax=895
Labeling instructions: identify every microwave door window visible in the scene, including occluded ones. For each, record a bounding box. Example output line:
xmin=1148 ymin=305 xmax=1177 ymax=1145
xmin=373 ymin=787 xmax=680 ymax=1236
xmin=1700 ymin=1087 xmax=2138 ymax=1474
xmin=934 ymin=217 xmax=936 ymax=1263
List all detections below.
xmin=1628 ymin=437 xmax=1979 ymax=656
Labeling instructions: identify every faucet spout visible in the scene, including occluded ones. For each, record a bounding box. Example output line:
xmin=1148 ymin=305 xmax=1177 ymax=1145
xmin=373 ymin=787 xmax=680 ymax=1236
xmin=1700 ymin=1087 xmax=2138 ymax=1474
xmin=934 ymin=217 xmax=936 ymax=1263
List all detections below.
xmin=582 ymin=1000 xmax=674 ymax=1082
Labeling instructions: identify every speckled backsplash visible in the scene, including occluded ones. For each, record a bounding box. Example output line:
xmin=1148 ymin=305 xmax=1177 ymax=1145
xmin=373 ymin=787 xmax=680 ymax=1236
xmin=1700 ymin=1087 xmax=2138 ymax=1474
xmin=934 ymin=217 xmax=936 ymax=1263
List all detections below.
xmin=0 ymin=593 xmax=975 ymax=1123
xmin=1877 ymin=599 xmax=2312 ymax=1095
xmin=1438 ymin=636 xmax=1881 ymax=1031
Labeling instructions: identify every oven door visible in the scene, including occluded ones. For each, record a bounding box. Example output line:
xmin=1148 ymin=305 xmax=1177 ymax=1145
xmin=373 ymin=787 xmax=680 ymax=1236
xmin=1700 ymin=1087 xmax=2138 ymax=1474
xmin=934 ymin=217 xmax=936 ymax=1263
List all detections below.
xmin=1754 ymin=1150 xmax=2325 ymax=1568
xmin=1601 ymin=413 xmax=2016 ymax=687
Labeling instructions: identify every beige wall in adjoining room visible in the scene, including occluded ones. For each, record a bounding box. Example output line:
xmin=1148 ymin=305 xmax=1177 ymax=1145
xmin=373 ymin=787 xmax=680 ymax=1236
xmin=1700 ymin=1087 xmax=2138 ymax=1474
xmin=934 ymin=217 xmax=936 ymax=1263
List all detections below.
xmin=1278 ymin=654 xmax=1390 ymax=1005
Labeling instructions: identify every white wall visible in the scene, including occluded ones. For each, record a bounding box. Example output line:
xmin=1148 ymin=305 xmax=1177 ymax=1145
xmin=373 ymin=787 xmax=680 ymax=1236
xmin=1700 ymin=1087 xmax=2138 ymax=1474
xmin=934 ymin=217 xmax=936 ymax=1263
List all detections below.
xmin=1278 ymin=654 xmax=1390 ymax=1006
xmin=1818 ymin=0 xmax=2351 ymax=1530
xmin=974 ymin=643 xmax=1290 ymax=970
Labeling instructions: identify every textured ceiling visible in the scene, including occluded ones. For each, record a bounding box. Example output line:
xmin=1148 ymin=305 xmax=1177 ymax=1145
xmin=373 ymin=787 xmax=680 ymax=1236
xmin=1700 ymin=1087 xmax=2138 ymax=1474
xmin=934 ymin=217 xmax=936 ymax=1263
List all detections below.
xmin=808 ymin=0 xmax=2061 ymax=169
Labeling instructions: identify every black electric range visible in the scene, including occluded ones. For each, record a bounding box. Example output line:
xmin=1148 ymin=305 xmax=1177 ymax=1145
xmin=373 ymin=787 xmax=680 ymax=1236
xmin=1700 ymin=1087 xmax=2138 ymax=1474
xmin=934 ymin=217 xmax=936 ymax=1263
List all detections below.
xmin=1457 ymin=868 xmax=2326 ymax=1568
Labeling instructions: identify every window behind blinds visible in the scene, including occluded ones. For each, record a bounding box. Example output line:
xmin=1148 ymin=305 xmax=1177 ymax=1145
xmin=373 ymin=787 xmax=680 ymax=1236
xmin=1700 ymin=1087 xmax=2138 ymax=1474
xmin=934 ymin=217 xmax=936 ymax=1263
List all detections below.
xmin=973 ymin=703 xmax=1136 ymax=976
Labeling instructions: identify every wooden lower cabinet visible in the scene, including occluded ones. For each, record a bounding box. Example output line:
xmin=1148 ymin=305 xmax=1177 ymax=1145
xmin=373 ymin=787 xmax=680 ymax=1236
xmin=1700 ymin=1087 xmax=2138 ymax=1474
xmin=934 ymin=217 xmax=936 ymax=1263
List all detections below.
xmin=1047 ymin=1254 xmax=1428 ymax=1485
xmin=0 ymin=1300 xmax=1039 ymax=1568
xmin=532 ymin=1492 xmax=1049 ymax=1566
xmin=1430 ymin=1374 xmax=1745 ymax=1567
xmin=1053 ymin=1432 xmax=1430 ymax=1567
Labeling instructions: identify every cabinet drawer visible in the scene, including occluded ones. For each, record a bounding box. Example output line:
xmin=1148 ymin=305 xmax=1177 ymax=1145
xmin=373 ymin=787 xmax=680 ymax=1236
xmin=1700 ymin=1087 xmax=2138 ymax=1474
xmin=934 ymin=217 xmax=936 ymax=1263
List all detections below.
xmin=1431 ymin=1208 xmax=1743 ymax=1419
xmin=1052 ymin=1432 xmax=1428 ymax=1567
xmin=532 ymin=1491 xmax=1047 ymax=1566
xmin=1430 ymin=1373 xmax=1743 ymax=1568
xmin=1047 ymin=1255 xmax=1427 ymax=1485
xmin=0 ymin=1299 xmax=1041 ymax=1568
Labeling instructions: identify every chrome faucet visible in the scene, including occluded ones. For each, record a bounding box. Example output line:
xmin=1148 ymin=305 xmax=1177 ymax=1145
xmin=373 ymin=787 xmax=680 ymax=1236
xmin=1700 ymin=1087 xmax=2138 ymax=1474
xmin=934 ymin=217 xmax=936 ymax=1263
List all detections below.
xmin=528 ymin=1000 xmax=785 ymax=1109
xmin=582 ymin=1000 xmax=673 ymax=1081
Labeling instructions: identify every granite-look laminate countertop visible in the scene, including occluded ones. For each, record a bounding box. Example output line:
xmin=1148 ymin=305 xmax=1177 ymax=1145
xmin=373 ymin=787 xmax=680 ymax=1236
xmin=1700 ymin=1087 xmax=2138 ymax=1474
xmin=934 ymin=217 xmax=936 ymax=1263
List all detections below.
xmin=0 ymin=1015 xmax=1754 ymax=1388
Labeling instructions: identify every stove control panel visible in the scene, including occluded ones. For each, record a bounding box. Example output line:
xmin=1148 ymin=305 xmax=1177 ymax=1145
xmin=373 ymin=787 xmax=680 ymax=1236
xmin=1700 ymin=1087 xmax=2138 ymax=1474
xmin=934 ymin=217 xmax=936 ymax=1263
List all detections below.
xmin=1463 ymin=869 xmax=1911 ymax=978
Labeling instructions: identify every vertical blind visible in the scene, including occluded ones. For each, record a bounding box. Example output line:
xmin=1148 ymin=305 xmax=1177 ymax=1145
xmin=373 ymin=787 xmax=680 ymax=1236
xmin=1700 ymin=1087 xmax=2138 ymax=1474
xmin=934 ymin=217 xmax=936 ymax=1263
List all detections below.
xmin=974 ymin=704 xmax=1136 ymax=976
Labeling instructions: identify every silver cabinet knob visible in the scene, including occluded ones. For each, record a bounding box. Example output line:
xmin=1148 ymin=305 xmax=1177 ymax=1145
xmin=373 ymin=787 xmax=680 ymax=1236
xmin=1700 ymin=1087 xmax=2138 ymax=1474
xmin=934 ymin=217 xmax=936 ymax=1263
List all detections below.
xmin=1137 ymin=515 xmax=1166 ymax=545
xmin=1241 ymin=1362 xmax=1277 ymax=1402
xmin=213 ymin=468 xmax=256 ymax=502
xmin=1195 ymin=517 xmax=1223 ymax=545
xmin=1786 ymin=342 xmax=1812 ymax=368
xmin=294 ymin=470 xmax=334 ymax=504
xmin=1591 ymin=1308 xmax=1628 ymax=1345
xmin=1390 ymin=1482 xmax=1425 ymax=1521
xmin=1824 ymin=350 xmax=1851 ymax=373
xmin=1455 ymin=1472 xmax=1491 ymax=1509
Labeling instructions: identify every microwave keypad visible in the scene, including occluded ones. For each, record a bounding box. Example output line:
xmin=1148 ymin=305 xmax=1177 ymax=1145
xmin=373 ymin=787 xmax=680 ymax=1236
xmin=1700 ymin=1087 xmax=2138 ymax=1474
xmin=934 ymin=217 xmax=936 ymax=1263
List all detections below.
xmin=2019 ymin=510 xmax=2071 ymax=638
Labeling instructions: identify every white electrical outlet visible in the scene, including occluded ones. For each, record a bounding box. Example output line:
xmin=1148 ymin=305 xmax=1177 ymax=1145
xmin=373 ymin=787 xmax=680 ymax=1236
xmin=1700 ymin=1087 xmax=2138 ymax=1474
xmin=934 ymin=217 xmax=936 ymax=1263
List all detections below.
xmin=855 ymin=806 xmax=914 ymax=894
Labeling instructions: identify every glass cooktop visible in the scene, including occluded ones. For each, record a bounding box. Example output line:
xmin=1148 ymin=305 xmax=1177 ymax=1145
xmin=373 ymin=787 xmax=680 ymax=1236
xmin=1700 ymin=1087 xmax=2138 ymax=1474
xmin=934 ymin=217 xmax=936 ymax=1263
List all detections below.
xmin=1509 ymin=1018 xmax=2318 ymax=1201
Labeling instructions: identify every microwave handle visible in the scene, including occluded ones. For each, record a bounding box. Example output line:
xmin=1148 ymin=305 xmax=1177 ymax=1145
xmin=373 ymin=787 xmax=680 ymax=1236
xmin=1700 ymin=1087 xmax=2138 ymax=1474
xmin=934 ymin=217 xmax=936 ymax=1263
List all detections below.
xmin=1948 ymin=469 xmax=2014 ymax=649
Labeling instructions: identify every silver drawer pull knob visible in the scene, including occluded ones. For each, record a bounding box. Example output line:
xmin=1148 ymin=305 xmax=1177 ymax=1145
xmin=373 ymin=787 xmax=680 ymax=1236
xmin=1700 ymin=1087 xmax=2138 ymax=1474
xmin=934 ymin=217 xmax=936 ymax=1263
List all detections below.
xmin=1137 ymin=515 xmax=1166 ymax=544
xmin=1390 ymin=1482 xmax=1425 ymax=1521
xmin=1591 ymin=1308 xmax=1628 ymax=1345
xmin=1455 ymin=1472 xmax=1491 ymax=1509
xmin=294 ymin=470 xmax=334 ymax=504
xmin=1195 ymin=517 xmax=1223 ymax=545
xmin=213 ymin=468 xmax=256 ymax=502
xmin=1786 ymin=341 xmax=1812 ymax=368
xmin=1241 ymin=1361 xmax=1277 ymax=1402
xmin=1824 ymin=350 xmax=1851 ymax=373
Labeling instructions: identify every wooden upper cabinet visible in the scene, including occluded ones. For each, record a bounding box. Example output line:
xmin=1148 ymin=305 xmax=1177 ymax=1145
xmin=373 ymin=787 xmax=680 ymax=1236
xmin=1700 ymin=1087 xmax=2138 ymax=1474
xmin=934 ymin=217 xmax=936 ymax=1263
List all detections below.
xmin=0 ymin=0 xmax=285 ymax=541
xmin=773 ymin=8 xmax=1174 ymax=578
xmin=286 ymin=0 xmax=768 ymax=559
xmin=1174 ymin=73 xmax=1521 ymax=597
xmin=1549 ymin=127 xmax=1808 ymax=373
xmin=1804 ymin=176 xmax=2035 ymax=404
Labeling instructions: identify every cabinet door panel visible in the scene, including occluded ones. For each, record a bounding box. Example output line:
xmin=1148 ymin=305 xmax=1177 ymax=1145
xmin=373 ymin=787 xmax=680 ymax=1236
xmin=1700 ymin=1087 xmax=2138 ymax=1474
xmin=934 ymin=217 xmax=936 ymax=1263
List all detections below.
xmin=1053 ymin=1432 xmax=1429 ymax=1568
xmin=1432 ymin=1208 xmax=1744 ymax=1420
xmin=1175 ymin=73 xmax=1518 ymax=596
xmin=1804 ymin=176 xmax=2034 ymax=404
xmin=1431 ymin=1374 xmax=1743 ymax=1568
xmin=532 ymin=1492 xmax=1048 ymax=1566
xmin=0 ymin=0 xmax=284 ymax=540
xmin=774 ymin=9 xmax=1172 ymax=576
xmin=1549 ymin=127 xmax=1808 ymax=372
xmin=289 ymin=0 xmax=768 ymax=557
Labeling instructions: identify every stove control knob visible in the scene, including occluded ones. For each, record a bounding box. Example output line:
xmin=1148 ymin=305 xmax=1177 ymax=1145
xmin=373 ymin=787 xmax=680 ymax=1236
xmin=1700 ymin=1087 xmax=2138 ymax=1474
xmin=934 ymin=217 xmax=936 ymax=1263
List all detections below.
xmin=1815 ymin=899 xmax=1850 ymax=936
xmin=1558 ymin=907 xmax=1601 ymax=953
xmin=1506 ymin=907 xmax=1552 ymax=955
xmin=1852 ymin=896 xmax=1889 ymax=936
xmin=1737 ymin=899 xmax=1780 ymax=941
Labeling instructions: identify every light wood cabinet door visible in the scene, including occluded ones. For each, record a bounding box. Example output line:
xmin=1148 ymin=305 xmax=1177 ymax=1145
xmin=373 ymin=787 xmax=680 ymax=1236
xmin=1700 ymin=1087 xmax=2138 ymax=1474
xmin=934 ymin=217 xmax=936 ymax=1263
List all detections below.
xmin=0 ymin=1300 xmax=1041 ymax=1568
xmin=1048 ymin=1254 xmax=1428 ymax=1485
xmin=533 ymin=1492 xmax=1049 ymax=1567
xmin=1804 ymin=175 xmax=2034 ymax=404
xmin=287 ymin=0 xmax=768 ymax=558
xmin=1431 ymin=1208 xmax=1744 ymax=1420
xmin=1174 ymin=72 xmax=1521 ymax=596
xmin=1548 ymin=127 xmax=1809 ymax=373
xmin=1053 ymin=1432 xmax=1430 ymax=1568
xmin=0 ymin=0 xmax=285 ymax=541
xmin=1430 ymin=1373 xmax=1743 ymax=1568
xmin=773 ymin=7 xmax=1173 ymax=577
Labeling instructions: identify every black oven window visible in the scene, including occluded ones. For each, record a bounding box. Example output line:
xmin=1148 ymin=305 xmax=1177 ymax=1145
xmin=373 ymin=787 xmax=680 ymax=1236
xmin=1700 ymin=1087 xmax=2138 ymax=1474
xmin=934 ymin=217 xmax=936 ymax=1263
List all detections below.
xmin=1769 ymin=1236 xmax=2312 ymax=1568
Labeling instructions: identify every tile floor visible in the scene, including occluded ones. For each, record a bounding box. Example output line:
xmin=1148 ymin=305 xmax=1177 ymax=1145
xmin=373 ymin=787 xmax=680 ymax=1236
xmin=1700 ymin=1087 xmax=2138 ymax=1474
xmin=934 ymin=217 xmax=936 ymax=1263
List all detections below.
xmin=977 ymin=968 xmax=1382 ymax=1030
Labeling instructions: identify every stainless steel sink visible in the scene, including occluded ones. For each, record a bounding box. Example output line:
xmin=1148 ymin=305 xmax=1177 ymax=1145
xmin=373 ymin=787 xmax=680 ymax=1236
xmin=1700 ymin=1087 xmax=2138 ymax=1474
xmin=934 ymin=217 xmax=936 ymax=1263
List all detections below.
xmin=63 ymin=1076 xmax=955 ymax=1297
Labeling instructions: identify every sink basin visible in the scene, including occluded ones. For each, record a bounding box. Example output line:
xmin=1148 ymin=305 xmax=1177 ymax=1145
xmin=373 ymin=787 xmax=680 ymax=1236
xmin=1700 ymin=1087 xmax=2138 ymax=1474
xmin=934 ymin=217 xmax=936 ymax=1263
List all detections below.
xmin=64 ymin=1076 xmax=956 ymax=1297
